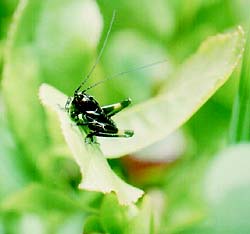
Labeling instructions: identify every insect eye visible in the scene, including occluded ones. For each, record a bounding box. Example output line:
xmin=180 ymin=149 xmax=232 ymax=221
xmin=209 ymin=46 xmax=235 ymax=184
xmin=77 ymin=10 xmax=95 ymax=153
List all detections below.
xmin=75 ymin=94 xmax=82 ymax=100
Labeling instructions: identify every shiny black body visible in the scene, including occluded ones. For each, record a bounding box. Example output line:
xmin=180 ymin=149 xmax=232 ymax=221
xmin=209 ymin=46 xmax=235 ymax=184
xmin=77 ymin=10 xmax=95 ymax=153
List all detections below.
xmin=65 ymin=11 xmax=134 ymax=142
xmin=66 ymin=91 xmax=134 ymax=142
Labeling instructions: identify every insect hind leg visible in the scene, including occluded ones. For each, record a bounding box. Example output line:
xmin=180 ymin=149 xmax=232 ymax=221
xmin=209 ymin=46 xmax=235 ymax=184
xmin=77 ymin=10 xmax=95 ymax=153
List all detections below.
xmin=86 ymin=129 xmax=134 ymax=140
xmin=102 ymin=98 xmax=131 ymax=117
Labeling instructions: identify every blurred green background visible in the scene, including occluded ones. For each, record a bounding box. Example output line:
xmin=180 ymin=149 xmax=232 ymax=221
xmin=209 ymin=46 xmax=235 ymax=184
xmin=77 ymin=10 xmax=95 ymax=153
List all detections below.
xmin=1 ymin=0 xmax=250 ymax=233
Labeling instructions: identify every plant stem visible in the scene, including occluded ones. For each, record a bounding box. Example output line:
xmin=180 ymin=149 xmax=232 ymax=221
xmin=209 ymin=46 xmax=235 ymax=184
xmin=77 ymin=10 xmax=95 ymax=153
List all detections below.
xmin=229 ymin=28 xmax=250 ymax=143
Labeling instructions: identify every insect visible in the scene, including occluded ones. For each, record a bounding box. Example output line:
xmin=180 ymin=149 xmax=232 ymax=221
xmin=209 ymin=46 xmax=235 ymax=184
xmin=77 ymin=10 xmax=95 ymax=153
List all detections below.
xmin=65 ymin=11 xmax=134 ymax=143
xmin=66 ymin=89 xmax=134 ymax=143
xmin=65 ymin=11 xmax=166 ymax=143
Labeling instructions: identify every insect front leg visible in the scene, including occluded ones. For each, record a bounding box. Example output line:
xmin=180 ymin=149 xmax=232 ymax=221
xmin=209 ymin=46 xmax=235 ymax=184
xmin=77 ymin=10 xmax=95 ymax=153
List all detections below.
xmin=65 ymin=97 xmax=72 ymax=110
xmin=101 ymin=98 xmax=131 ymax=117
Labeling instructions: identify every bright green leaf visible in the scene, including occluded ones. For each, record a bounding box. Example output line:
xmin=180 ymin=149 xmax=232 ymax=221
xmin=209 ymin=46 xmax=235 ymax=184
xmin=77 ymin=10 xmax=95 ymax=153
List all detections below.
xmin=39 ymin=84 xmax=144 ymax=205
xmin=100 ymin=193 xmax=128 ymax=234
xmin=99 ymin=27 xmax=245 ymax=158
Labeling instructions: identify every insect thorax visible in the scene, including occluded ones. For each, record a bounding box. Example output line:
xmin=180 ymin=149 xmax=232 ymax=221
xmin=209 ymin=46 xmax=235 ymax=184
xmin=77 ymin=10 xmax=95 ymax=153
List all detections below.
xmin=68 ymin=93 xmax=99 ymax=121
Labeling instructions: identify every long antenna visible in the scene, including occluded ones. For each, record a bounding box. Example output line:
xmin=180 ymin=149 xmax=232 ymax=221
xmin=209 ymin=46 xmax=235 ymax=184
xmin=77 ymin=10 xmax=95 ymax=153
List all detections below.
xmin=75 ymin=10 xmax=116 ymax=93
xmin=83 ymin=59 xmax=167 ymax=92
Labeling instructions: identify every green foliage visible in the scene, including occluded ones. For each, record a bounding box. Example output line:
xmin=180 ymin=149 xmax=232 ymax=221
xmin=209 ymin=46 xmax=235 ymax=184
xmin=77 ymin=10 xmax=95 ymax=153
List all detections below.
xmin=39 ymin=25 xmax=244 ymax=205
xmin=83 ymin=194 xmax=154 ymax=234
xmin=1 ymin=0 xmax=250 ymax=233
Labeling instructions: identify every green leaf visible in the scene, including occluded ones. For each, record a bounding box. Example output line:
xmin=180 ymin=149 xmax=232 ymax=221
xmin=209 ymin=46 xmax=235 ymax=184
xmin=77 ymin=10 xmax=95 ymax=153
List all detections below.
xmin=99 ymin=27 xmax=245 ymax=158
xmin=100 ymin=193 xmax=129 ymax=234
xmin=39 ymin=84 xmax=144 ymax=205
xmin=99 ymin=194 xmax=154 ymax=234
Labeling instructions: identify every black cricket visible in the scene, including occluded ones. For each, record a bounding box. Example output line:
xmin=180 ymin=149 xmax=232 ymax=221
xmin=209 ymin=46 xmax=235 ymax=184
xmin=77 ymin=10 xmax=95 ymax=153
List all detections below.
xmin=66 ymin=88 xmax=133 ymax=142
xmin=65 ymin=11 xmax=133 ymax=143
